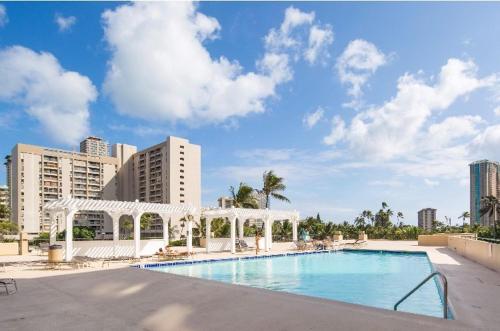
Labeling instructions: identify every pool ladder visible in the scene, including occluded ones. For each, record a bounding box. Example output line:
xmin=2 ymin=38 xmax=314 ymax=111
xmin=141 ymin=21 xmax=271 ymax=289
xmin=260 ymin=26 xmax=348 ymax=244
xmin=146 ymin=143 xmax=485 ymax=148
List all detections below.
xmin=393 ymin=271 xmax=448 ymax=319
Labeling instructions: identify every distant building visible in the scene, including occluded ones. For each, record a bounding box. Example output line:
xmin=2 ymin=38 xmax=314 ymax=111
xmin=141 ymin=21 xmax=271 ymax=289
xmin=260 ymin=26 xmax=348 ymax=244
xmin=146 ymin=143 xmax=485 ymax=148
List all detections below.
xmin=80 ymin=136 xmax=110 ymax=157
xmin=4 ymin=155 xmax=12 ymax=217
xmin=218 ymin=196 xmax=234 ymax=208
xmin=469 ymin=160 xmax=500 ymax=227
xmin=418 ymin=208 xmax=436 ymax=232
xmin=0 ymin=185 xmax=8 ymax=208
xmin=252 ymin=191 xmax=267 ymax=209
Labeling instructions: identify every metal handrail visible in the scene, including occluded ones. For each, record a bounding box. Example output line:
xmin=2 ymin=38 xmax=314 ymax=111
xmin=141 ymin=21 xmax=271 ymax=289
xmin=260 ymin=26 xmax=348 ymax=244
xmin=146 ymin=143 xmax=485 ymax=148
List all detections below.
xmin=394 ymin=271 xmax=448 ymax=319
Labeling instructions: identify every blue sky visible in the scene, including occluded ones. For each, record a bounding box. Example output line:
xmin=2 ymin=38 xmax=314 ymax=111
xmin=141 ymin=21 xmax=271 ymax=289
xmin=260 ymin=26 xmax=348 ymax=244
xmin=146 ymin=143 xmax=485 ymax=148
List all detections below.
xmin=2 ymin=2 xmax=500 ymax=225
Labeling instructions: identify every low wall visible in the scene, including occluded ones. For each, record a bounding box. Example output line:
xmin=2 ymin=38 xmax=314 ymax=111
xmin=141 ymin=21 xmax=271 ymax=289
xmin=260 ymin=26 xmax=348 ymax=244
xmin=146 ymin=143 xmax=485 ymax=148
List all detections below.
xmin=418 ymin=233 xmax=474 ymax=246
xmin=55 ymin=239 xmax=165 ymax=258
xmin=448 ymin=236 xmax=500 ymax=272
xmin=0 ymin=242 xmax=19 ymax=256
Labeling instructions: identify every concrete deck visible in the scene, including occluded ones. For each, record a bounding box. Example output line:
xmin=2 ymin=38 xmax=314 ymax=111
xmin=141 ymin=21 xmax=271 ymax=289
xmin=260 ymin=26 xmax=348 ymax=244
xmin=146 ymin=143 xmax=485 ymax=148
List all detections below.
xmin=1 ymin=241 xmax=499 ymax=330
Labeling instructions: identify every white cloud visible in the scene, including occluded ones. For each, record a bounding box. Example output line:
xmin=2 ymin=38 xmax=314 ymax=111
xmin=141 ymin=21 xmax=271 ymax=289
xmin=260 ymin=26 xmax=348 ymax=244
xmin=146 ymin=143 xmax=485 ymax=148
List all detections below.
xmin=103 ymin=2 xmax=292 ymax=125
xmin=304 ymin=25 xmax=334 ymax=65
xmin=265 ymin=6 xmax=315 ymax=51
xmin=0 ymin=46 xmax=97 ymax=145
xmin=368 ymin=180 xmax=404 ymax=188
xmin=55 ymin=14 xmax=76 ymax=32
xmin=494 ymin=106 xmax=500 ymax=116
xmin=336 ymin=39 xmax=387 ymax=108
xmin=0 ymin=5 xmax=7 ymax=27
xmin=303 ymin=107 xmax=324 ymax=129
xmin=424 ymin=178 xmax=440 ymax=187
xmin=323 ymin=115 xmax=345 ymax=145
xmin=236 ymin=148 xmax=295 ymax=162
xmin=329 ymin=58 xmax=495 ymax=161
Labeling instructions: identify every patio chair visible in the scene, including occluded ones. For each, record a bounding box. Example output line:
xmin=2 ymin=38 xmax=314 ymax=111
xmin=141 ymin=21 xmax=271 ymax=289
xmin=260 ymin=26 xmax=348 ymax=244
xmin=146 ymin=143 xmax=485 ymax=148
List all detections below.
xmin=236 ymin=239 xmax=251 ymax=252
xmin=1 ymin=278 xmax=17 ymax=295
xmin=39 ymin=242 xmax=49 ymax=256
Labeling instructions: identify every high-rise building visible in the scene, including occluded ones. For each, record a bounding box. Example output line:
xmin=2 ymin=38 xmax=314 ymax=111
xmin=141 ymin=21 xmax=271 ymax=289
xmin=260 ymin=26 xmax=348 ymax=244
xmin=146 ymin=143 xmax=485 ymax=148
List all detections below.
xmin=218 ymin=196 xmax=234 ymax=208
xmin=10 ymin=144 xmax=118 ymax=234
xmin=80 ymin=136 xmax=110 ymax=157
xmin=4 ymin=155 xmax=12 ymax=216
xmin=469 ymin=160 xmax=500 ymax=226
xmin=9 ymin=136 xmax=201 ymax=236
xmin=418 ymin=208 xmax=436 ymax=232
xmin=132 ymin=137 xmax=201 ymax=237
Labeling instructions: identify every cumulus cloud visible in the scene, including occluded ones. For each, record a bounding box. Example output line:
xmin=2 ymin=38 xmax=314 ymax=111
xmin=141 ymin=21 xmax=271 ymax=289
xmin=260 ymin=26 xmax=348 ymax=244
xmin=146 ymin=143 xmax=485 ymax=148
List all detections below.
xmin=0 ymin=5 xmax=8 ymax=27
xmin=55 ymin=14 xmax=76 ymax=32
xmin=336 ymin=39 xmax=387 ymax=108
xmin=494 ymin=106 xmax=500 ymax=116
xmin=103 ymin=2 xmax=292 ymax=124
xmin=424 ymin=178 xmax=440 ymax=187
xmin=323 ymin=115 xmax=345 ymax=145
xmin=235 ymin=148 xmax=295 ymax=161
xmin=328 ymin=58 xmax=495 ymax=161
xmin=0 ymin=46 xmax=97 ymax=145
xmin=303 ymin=107 xmax=324 ymax=129
xmin=265 ymin=6 xmax=333 ymax=65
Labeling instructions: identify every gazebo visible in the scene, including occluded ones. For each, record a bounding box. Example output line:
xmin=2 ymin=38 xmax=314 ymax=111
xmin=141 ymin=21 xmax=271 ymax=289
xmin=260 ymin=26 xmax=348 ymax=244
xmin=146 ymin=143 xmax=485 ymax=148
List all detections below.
xmin=44 ymin=198 xmax=198 ymax=261
xmin=202 ymin=207 xmax=300 ymax=254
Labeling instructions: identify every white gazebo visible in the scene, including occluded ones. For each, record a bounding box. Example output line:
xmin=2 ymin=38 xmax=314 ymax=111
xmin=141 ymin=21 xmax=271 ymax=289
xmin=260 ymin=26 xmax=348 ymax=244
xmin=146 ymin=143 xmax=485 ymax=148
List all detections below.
xmin=202 ymin=207 xmax=300 ymax=254
xmin=44 ymin=198 xmax=198 ymax=261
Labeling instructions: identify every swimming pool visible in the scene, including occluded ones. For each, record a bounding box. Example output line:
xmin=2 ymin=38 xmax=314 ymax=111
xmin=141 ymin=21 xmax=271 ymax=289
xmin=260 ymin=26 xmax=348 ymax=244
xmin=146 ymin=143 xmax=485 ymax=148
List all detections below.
xmin=144 ymin=250 xmax=448 ymax=318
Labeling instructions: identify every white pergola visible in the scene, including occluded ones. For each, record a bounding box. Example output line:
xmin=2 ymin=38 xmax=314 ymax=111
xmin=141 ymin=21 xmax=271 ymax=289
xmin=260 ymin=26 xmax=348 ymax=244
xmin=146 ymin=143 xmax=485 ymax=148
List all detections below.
xmin=202 ymin=207 xmax=300 ymax=254
xmin=44 ymin=198 xmax=198 ymax=261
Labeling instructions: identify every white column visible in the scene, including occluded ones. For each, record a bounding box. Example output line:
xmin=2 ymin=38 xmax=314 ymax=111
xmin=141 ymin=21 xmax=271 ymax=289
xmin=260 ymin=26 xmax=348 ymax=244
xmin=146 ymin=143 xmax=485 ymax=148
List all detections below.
xmin=205 ymin=217 xmax=212 ymax=253
xmin=238 ymin=218 xmax=244 ymax=241
xmin=64 ymin=209 xmax=77 ymax=262
xmin=268 ymin=218 xmax=274 ymax=250
xmin=106 ymin=211 xmax=122 ymax=258
xmin=264 ymin=216 xmax=270 ymax=252
xmin=292 ymin=218 xmax=298 ymax=242
xmin=49 ymin=212 xmax=57 ymax=245
xmin=133 ymin=211 xmax=142 ymax=258
xmin=159 ymin=213 xmax=170 ymax=247
xmin=187 ymin=216 xmax=194 ymax=254
xmin=230 ymin=216 xmax=237 ymax=254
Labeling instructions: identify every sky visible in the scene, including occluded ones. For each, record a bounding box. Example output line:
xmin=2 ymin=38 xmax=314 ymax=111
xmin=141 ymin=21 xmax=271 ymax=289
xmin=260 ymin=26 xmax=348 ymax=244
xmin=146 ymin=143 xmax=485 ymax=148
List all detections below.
xmin=2 ymin=1 xmax=500 ymax=225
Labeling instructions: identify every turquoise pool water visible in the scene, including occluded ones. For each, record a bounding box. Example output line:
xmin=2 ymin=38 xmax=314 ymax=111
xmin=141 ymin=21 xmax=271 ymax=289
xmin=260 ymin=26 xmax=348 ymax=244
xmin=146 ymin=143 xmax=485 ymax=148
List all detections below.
xmin=146 ymin=250 xmax=446 ymax=318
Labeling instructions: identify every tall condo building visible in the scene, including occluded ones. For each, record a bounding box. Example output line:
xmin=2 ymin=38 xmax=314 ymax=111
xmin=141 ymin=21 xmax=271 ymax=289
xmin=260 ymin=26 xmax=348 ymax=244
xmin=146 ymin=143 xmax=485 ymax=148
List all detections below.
xmin=4 ymin=155 xmax=12 ymax=215
xmin=8 ymin=136 xmax=201 ymax=235
xmin=469 ymin=160 xmax=500 ymax=226
xmin=132 ymin=137 xmax=201 ymax=236
xmin=418 ymin=208 xmax=436 ymax=232
xmin=80 ymin=136 xmax=110 ymax=157
xmin=10 ymin=144 xmax=118 ymax=234
xmin=218 ymin=196 xmax=234 ymax=208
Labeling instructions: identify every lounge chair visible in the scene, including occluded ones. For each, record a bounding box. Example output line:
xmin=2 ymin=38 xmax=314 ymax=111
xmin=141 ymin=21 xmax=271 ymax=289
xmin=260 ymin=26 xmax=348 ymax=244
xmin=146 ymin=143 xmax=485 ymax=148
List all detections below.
xmin=1 ymin=278 xmax=17 ymax=295
xmin=236 ymin=239 xmax=251 ymax=252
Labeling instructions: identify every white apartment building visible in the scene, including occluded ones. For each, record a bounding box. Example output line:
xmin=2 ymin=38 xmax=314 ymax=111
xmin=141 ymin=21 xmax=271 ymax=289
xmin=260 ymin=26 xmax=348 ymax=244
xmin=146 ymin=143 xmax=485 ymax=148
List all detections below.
xmin=80 ymin=136 xmax=110 ymax=157
xmin=218 ymin=196 xmax=234 ymax=209
xmin=418 ymin=208 xmax=437 ymax=232
xmin=10 ymin=144 xmax=118 ymax=234
xmin=9 ymin=136 xmax=201 ymax=236
xmin=132 ymin=137 xmax=201 ymax=237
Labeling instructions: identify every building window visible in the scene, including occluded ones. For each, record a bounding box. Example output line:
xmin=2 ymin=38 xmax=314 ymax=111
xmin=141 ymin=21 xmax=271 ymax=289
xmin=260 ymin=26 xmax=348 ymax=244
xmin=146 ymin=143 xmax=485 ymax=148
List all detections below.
xmin=180 ymin=145 xmax=184 ymax=149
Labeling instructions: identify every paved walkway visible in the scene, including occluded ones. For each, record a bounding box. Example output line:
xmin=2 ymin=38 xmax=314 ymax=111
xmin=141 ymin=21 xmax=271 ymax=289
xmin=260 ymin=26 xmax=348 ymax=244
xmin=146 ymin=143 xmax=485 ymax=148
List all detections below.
xmin=1 ymin=240 xmax=499 ymax=330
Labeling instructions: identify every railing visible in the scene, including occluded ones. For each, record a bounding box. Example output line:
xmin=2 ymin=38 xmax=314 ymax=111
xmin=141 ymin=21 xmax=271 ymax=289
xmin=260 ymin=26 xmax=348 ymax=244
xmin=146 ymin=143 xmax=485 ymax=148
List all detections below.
xmin=478 ymin=237 xmax=500 ymax=244
xmin=394 ymin=271 xmax=448 ymax=319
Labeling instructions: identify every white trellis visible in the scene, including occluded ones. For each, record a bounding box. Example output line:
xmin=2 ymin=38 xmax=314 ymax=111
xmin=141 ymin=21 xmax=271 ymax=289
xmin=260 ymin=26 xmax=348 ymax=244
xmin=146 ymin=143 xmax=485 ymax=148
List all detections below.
xmin=201 ymin=207 xmax=300 ymax=254
xmin=44 ymin=198 xmax=198 ymax=261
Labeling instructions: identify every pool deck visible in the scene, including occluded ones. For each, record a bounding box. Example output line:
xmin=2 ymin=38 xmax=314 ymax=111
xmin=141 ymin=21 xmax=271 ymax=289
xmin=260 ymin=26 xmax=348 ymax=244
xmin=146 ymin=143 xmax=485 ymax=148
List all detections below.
xmin=1 ymin=240 xmax=500 ymax=330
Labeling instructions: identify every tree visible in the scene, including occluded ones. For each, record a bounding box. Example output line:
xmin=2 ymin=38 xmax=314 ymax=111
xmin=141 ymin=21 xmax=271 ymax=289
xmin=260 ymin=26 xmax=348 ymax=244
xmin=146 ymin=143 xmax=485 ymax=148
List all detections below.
xmin=480 ymin=196 xmax=500 ymax=239
xmin=0 ymin=220 xmax=17 ymax=235
xmin=396 ymin=212 xmax=404 ymax=222
xmin=260 ymin=170 xmax=290 ymax=209
xmin=459 ymin=211 xmax=470 ymax=226
xmin=0 ymin=205 xmax=10 ymax=220
xmin=229 ymin=183 xmax=259 ymax=208
xmin=140 ymin=213 xmax=153 ymax=230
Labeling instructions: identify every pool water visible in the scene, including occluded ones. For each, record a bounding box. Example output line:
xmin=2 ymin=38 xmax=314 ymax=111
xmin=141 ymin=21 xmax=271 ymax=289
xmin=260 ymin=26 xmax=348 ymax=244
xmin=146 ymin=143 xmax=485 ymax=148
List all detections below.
xmin=146 ymin=250 xmax=446 ymax=318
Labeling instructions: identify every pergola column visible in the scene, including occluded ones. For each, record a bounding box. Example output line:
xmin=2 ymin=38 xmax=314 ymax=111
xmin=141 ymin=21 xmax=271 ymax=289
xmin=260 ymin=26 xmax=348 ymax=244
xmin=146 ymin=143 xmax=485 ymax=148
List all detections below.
xmin=264 ymin=216 xmax=270 ymax=252
xmin=267 ymin=218 xmax=274 ymax=250
xmin=64 ymin=209 xmax=77 ymax=262
xmin=158 ymin=213 xmax=171 ymax=248
xmin=187 ymin=215 xmax=195 ymax=254
xmin=238 ymin=218 xmax=244 ymax=241
xmin=205 ymin=217 xmax=212 ymax=253
xmin=230 ymin=215 xmax=237 ymax=254
xmin=292 ymin=217 xmax=298 ymax=242
xmin=105 ymin=211 xmax=122 ymax=258
xmin=49 ymin=211 xmax=58 ymax=245
xmin=132 ymin=211 xmax=143 ymax=258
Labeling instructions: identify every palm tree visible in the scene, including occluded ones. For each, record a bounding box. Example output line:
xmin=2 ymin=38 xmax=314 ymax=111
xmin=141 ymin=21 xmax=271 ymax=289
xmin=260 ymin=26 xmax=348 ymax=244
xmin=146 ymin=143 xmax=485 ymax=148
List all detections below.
xmin=260 ymin=170 xmax=290 ymax=209
xmin=382 ymin=202 xmax=388 ymax=210
xmin=229 ymin=183 xmax=259 ymax=208
xmin=459 ymin=211 xmax=470 ymax=226
xmin=396 ymin=212 xmax=404 ymax=223
xmin=362 ymin=210 xmax=374 ymax=226
xmin=480 ymin=196 xmax=500 ymax=239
